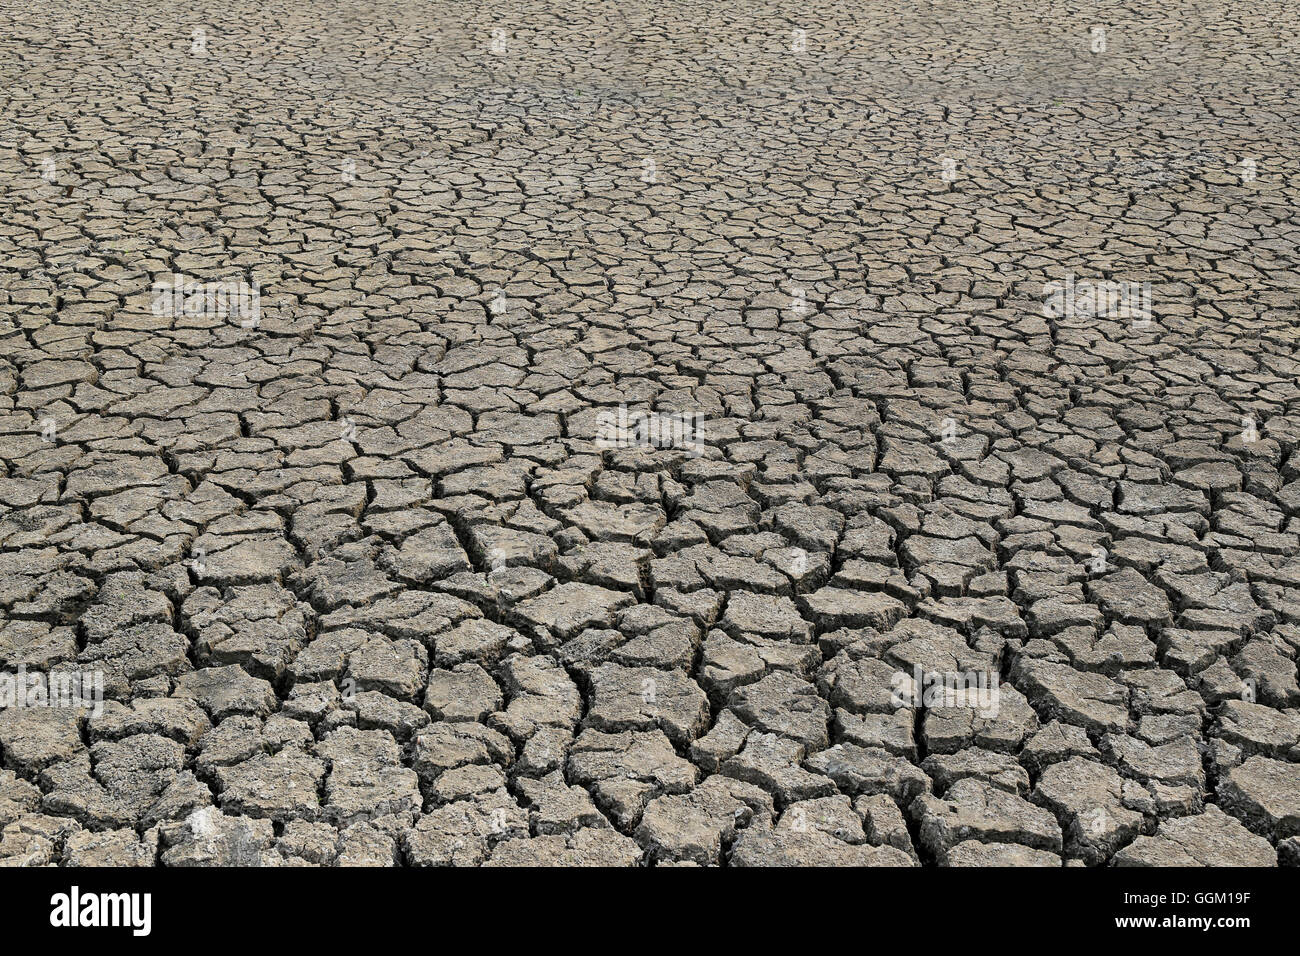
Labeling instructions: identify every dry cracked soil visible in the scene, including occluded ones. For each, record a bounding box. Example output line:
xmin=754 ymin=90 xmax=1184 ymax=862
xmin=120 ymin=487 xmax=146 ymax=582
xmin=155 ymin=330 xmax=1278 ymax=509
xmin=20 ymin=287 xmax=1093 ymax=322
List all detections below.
xmin=1 ymin=0 xmax=1300 ymax=868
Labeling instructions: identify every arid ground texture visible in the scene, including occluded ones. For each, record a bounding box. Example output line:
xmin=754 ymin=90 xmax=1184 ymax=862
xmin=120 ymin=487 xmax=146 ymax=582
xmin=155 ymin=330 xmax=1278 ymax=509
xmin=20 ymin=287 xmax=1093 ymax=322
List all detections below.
xmin=1 ymin=1 xmax=1299 ymax=866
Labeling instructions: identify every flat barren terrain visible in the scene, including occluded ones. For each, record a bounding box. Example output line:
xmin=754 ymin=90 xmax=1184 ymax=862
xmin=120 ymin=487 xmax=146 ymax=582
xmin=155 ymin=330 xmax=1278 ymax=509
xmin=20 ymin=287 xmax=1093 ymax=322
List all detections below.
xmin=1 ymin=1 xmax=1299 ymax=866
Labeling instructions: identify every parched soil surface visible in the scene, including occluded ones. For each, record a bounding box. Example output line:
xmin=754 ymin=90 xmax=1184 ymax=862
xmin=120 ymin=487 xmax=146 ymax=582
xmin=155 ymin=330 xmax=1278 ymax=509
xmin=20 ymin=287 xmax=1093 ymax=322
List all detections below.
xmin=1 ymin=1 xmax=1299 ymax=866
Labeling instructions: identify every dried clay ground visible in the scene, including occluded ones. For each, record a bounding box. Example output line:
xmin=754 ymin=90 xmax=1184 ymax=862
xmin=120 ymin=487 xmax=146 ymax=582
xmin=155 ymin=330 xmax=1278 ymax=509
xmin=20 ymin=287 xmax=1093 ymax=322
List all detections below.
xmin=2 ymin=1 xmax=1300 ymax=867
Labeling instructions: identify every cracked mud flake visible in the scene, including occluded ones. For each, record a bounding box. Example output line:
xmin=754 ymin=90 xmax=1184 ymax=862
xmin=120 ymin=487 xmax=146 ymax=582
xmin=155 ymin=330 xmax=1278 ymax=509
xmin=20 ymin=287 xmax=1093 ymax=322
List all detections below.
xmin=1 ymin=0 xmax=1299 ymax=868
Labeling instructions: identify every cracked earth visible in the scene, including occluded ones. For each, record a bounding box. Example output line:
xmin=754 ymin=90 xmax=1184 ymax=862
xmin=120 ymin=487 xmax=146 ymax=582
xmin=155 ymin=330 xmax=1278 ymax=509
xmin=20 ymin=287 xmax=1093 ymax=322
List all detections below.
xmin=2 ymin=0 xmax=1300 ymax=867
